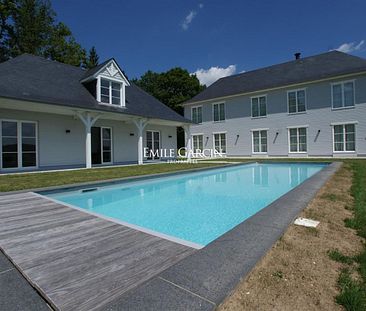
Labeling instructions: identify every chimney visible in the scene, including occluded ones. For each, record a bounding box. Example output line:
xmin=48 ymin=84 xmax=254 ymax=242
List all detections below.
xmin=294 ymin=52 xmax=301 ymax=60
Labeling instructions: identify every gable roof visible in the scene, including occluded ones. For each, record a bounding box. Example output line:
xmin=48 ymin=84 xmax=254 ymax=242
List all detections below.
xmin=81 ymin=58 xmax=130 ymax=85
xmin=81 ymin=58 xmax=113 ymax=81
xmin=0 ymin=54 xmax=189 ymax=123
xmin=186 ymin=51 xmax=366 ymax=104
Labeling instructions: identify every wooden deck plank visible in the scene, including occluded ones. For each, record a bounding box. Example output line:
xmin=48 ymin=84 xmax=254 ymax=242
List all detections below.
xmin=0 ymin=192 xmax=195 ymax=311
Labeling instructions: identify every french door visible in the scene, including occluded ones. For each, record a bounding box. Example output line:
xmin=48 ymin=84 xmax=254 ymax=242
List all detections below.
xmin=91 ymin=127 xmax=112 ymax=165
xmin=146 ymin=130 xmax=160 ymax=160
xmin=1 ymin=120 xmax=37 ymax=170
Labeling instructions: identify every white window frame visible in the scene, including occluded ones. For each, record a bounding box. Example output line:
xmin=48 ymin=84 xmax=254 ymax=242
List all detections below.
xmin=331 ymin=80 xmax=355 ymax=110
xmin=145 ymin=130 xmax=161 ymax=160
xmin=331 ymin=122 xmax=357 ymax=153
xmin=97 ymin=77 xmax=123 ymax=106
xmin=287 ymin=88 xmax=307 ymax=114
xmin=192 ymin=134 xmax=204 ymax=153
xmin=100 ymin=126 xmax=113 ymax=164
xmin=251 ymin=95 xmax=267 ymax=118
xmin=287 ymin=126 xmax=308 ymax=154
xmin=213 ymin=132 xmax=227 ymax=154
xmin=212 ymin=102 xmax=226 ymax=122
xmin=251 ymin=128 xmax=269 ymax=154
xmin=191 ymin=106 xmax=203 ymax=124
xmin=0 ymin=119 xmax=38 ymax=170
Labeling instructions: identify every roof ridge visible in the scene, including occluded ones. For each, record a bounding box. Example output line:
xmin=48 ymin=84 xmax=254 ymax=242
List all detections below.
xmin=221 ymin=51 xmax=351 ymax=81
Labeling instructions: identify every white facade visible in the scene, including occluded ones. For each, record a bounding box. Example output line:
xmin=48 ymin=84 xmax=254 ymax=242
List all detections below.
xmin=0 ymin=107 xmax=179 ymax=172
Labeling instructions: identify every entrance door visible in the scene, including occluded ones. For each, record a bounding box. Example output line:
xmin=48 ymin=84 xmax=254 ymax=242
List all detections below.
xmin=146 ymin=130 xmax=160 ymax=160
xmin=1 ymin=120 xmax=37 ymax=170
xmin=91 ymin=127 xmax=112 ymax=165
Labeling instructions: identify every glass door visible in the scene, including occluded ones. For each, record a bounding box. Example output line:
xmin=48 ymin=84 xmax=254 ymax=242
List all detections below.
xmin=101 ymin=127 xmax=112 ymax=164
xmin=1 ymin=120 xmax=37 ymax=170
xmin=91 ymin=126 xmax=112 ymax=165
xmin=146 ymin=130 xmax=160 ymax=160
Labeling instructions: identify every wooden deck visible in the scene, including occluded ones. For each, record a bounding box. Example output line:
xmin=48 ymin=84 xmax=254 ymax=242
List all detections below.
xmin=0 ymin=192 xmax=195 ymax=311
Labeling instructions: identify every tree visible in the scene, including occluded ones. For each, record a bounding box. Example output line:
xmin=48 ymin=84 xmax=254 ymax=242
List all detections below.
xmin=133 ymin=67 xmax=205 ymax=148
xmin=0 ymin=0 xmax=16 ymax=61
xmin=5 ymin=0 xmax=54 ymax=57
xmin=45 ymin=22 xmax=86 ymax=66
xmin=84 ymin=46 xmax=99 ymax=69
xmin=133 ymin=67 xmax=205 ymax=115
xmin=0 ymin=0 xmax=93 ymax=67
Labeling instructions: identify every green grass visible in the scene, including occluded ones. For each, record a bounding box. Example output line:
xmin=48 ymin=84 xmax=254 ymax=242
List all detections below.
xmin=334 ymin=161 xmax=366 ymax=311
xmin=328 ymin=249 xmax=354 ymax=265
xmin=272 ymin=270 xmax=284 ymax=279
xmin=336 ymin=268 xmax=366 ymax=310
xmin=321 ymin=193 xmax=341 ymax=202
xmin=0 ymin=162 xmax=221 ymax=192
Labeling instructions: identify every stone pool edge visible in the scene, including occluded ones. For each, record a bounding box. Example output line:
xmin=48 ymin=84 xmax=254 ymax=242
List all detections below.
xmin=101 ymin=161 xmax=342 ymax=311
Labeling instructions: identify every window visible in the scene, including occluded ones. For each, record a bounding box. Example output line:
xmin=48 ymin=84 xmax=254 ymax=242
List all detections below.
xmin=332 ymin=81 xmax=355 ymax=109
xmin=213 ymin=133 xmax=226 ymax=153
xmin=251 ymin=96 xmax=267 ymax=118
xmin=100 ymin=78 xmax=121 ymax=105
xmin=288 ymin=89 xmax=306 ymax=114
xmin=333 ymin=124 xmax=356 ymax=152
xmin=102 ymin=127 xmax=112 ymax=163
xmin=213 ymin=103 xmax=225 ymax=122
xmin=192 ymin=134 xmax=203 ymax=152
xmin=1 ymin=120 xmax=37 ymax=169
xmin=146 ymin=130 xmax=160 ymax=160
xmin=289 ymin=127 xmax=307 ymax=153
xmin=252 ymin=130 xmax=268 ymax=153
xmin=191 ymin=106 xmax=202 ymax=124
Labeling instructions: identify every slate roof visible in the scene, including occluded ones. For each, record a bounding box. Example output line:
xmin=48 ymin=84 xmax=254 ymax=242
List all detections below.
xmin=0 ymin=54 xmax=189 ymax=123
xmin=186 ymin=51 xmax=366 ymax=104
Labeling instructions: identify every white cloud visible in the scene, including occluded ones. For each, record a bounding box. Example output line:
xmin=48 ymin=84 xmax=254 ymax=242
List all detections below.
xmin=182 ymin=10 xmax=197 ymax=30
xmin=192 ymin=65 xmax=237 ymax=86
xmin=181 ymin=4 xmax=204 ymax=30
xmin=335 ymin=40 xmax=365 ymax=53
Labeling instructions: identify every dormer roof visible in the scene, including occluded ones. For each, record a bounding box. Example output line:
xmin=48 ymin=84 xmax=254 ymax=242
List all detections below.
xmin=81 ymin=58 xmax=130 ymax=86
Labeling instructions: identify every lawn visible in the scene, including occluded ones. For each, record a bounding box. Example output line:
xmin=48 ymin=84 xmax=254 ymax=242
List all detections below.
xmin=334 ymin=160 xmax=366 ymax=310
xmin=0 ymin=162 xmax=221 ymax=192
xmin=218 ymin=159 xmax=366 ymax=310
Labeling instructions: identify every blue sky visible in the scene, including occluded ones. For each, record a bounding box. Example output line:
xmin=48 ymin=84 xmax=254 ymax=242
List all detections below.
xmin=52 ymin=0 xmax=366 ymax=85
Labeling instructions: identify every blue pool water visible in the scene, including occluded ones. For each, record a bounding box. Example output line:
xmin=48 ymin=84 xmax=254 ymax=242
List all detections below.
xmin=46 ymin=163 xmax=326 ymax=246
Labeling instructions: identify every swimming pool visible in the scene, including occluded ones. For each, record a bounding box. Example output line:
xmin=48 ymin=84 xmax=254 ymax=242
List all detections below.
xmin=45 ymin=162 xmax=326 ymax=247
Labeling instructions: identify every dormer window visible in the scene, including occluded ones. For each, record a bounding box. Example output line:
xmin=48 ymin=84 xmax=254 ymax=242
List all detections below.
xmin=100 ymin=78 xmax=121 ymax=105
xmin=81 ymin=59 xmax=129 ymax=107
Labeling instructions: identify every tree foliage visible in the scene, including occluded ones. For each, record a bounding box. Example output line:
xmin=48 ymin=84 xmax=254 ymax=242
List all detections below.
xmin=133 ymin=67 xmax=205 ymax=115
xmin=0 ymin=0 xmax=98 ymax=67
xmin=84 ymin=46 xmax=99 ymax=69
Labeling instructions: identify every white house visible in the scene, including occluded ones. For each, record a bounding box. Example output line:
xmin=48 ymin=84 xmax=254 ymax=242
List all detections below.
xmin=0 ymin=54 xmax=191 ymax=172
xmin=184 ymin=51 xmax=366 ymax=158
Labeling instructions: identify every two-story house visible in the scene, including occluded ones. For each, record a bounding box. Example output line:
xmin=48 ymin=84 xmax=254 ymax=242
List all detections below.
xmin=0 ymin=54 xmax=190 ymax=172
xmin=184 ymin=51 xmax=366 ymax=158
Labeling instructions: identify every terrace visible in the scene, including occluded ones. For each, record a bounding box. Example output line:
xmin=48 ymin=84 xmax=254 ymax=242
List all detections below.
xmin=0 ymin=160 xmax=365 ymax=310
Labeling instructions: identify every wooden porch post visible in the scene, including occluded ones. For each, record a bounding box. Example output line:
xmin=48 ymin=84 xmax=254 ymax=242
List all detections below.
xmin=132 ymin=118 xmax=148 ymax=165
xmin=184 ymin=125 xmax=192 ymax=159
xmin=77 ymin=112 xmax=101 ymax=168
